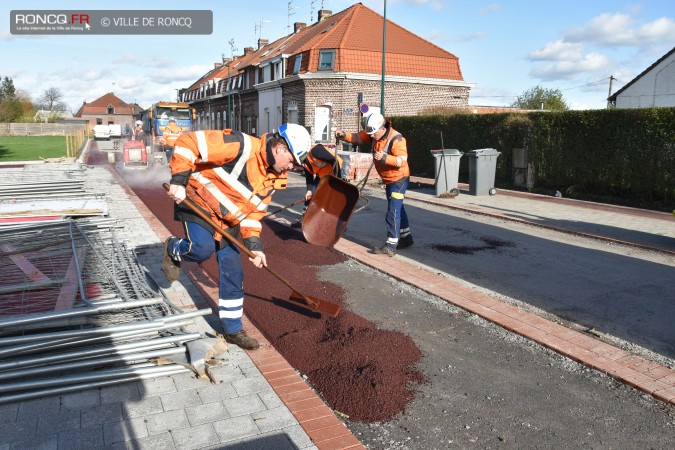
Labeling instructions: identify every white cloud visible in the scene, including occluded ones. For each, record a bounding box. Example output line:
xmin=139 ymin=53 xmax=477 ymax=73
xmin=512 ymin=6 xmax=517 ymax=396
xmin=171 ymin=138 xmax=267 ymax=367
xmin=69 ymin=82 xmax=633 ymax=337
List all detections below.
xmin=564 ymin=12 xmax=675 ymax=47
xmin=528 ymin=40 xmax=584 ymax=62
xmin=530 ymin=52 xmax=612 ymax=81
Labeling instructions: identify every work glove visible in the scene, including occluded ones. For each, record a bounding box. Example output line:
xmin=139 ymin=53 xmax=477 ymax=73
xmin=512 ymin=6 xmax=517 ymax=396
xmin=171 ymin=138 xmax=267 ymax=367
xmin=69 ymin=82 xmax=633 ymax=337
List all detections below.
xmin=168 ymin=184 xmax=186 ymax=204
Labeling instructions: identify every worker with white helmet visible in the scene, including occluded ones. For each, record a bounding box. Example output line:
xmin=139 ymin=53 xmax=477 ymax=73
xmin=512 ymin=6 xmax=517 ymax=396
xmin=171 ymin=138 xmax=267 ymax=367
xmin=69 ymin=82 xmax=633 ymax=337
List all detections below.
xmin=131 ymin=120 xmax=145 ymax=143
xmin=336 ymin=112 xmax=413 ymax=256
xmin=163 ymin=124 xmax=312 ymax=350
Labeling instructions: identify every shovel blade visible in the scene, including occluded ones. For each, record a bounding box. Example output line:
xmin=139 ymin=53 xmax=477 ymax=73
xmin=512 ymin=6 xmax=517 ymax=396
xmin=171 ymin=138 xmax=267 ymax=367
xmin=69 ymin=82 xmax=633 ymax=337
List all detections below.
xmin=289 ymin=291 xmax=341 ymax=317
xmin=302 ymin=175 xmax=360 ymax=247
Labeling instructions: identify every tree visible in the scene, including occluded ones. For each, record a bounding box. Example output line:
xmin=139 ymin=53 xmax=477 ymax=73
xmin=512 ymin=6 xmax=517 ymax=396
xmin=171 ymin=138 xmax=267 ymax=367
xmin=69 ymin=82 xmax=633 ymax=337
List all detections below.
xmin=0 ymin=76 xmax=22 ymax=122
xmin=511 ymin=85 xmax=569 ymax=111
xmin=0 ymin=76 xmax=17 ymax=102
xmin=37 ymin=86 xmax=67 ymax=112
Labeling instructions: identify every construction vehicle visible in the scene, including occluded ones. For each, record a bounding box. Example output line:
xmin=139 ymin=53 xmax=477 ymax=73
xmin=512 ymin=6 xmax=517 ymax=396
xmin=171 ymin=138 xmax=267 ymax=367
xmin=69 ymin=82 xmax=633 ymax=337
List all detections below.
xmin=139 ymin=102 xmax=195 ymax=158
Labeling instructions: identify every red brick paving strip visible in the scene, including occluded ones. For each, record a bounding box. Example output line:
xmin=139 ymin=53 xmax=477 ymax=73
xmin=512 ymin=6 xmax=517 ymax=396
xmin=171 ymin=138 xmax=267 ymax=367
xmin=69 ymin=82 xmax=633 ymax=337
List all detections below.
xmin=335 ymin=238 xmax=675 ymax=407
xmin=111 ymin=168 xmax=365 ymax=450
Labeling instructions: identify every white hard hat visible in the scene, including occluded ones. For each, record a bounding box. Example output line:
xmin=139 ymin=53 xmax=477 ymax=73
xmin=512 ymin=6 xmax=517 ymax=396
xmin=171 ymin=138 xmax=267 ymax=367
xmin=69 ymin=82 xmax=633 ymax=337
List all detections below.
xmin=278 ymin=123 xmax=311 ymax=164
xmin=365 ymin=113 xmax=385 ymax=135
xmin=135 ymin=120 xmax=143 ymax=126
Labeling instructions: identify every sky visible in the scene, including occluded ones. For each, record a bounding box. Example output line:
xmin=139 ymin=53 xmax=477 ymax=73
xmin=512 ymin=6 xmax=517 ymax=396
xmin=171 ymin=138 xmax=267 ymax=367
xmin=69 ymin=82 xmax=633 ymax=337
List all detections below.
xmin=1 ymin=0 xmax=674 ymax=113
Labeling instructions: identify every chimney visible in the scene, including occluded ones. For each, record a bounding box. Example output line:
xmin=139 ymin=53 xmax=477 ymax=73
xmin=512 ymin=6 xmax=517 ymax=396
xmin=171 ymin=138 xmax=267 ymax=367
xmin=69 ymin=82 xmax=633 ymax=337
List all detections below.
xmin=244 ymin=46 xmax=255 ymax=55
xmin=214 ymin=62 xmax=223 ymax=69
xmin=294 ymin=22 xmax=307 ymax=33
xmin=258 ymin=38 xmax=269 ymax=49
xmin=318 ymin=9 xmax=332 ymax=22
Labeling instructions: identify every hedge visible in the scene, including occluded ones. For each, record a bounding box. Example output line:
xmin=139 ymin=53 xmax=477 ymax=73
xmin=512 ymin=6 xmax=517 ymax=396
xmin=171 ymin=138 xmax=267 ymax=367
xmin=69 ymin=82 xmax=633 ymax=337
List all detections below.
xmin=389 ymin=107 xmax=675 ymax=211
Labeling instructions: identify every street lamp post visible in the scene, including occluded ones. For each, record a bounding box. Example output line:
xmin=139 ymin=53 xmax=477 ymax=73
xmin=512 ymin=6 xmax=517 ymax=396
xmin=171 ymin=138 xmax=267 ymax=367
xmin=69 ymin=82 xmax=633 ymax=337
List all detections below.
xmin=380 ymin=0 xmax=387 ymax=116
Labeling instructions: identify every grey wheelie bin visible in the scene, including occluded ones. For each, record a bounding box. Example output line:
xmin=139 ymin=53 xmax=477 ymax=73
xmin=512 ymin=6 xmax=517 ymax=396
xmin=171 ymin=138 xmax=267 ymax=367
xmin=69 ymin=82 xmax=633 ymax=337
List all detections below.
xmin=467 ymin=148 xmax=501 ymax=196
xmin=431 ymin=149 xmax=463 ymax=197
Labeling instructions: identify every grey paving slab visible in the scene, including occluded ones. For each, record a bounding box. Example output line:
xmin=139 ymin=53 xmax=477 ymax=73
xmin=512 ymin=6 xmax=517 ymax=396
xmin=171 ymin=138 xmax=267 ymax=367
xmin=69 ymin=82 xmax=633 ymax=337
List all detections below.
xmin=99 ymin=384 xmax=140 ymax=405
xmin=57 ymin=426 xmax=105 ymax=450
xmin=0 ymin=418 xmax=36 ymax=445
xmin=35 ymin=409 xmax=80 ymax=435
xmin=137 ymin=376 xmax=178 ymax=397
xmin=159 ymin=389 xmax=203 ymax=412
xmin=223 ymin=393 xmax=267 ymax=417
xmin=59 ymin=390 xmax=100 ymax=411
xmin=121 ymin=431 xmax=175 ymax=450
xmin=0 ymin=404 xmax=18 ymax=424
xmin=121 ymin=396 xmax=164 ymax=420
xmin=230 ymin=376 xmax=273 ymax=397
xmin=169 ymin=423 xmax=219 ymax=450
xmin=184 ymin=401 xmax=229 ymax=426
xmin=222 ymin=431 xmax=298 ymax=450
xmin=7 ymin=434 xmax=57 ymax=450
xmin=143 ymin=409 xmax=191 ymax=435
xmin=80 ymin=403 xmax=124 ymax=429
xmin=282 ymin=424 xmax=317 ymax=449
xmin=257 ymin=390 xmax=286 ymax=410
xmin=16 ymin=397 xmax=60 ymax=421
xmin=211 ymin=415 xmax=260 ymax=444
xmin=250 ymin=406 xmax=298 ymax=433
xmin=195 ymin=382 xmax=238 ymax=403
xmin=102 ymin=417 xmax=148 ymax=445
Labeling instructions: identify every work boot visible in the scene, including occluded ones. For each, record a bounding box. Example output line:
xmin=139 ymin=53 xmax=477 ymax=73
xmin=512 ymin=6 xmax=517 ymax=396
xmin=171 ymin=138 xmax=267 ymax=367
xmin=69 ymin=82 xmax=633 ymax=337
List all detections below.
xmin=397 ymin=235 xmax=414 ymax=249
xmin=161 ymin=237 xmax=181 ymax=282
xmin=223 ymin=330 xmax=260 ymax=350
xmin=371 ymin=244 xmax=396 ymax=257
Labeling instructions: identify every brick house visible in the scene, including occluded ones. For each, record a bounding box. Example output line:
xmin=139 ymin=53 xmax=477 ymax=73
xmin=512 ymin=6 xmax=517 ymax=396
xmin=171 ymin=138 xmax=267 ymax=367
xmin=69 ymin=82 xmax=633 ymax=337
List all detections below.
xmin=180 ymin=3 xmax=473 ymax=143
xmin=74 ymin=92 xmax=142 ymax=134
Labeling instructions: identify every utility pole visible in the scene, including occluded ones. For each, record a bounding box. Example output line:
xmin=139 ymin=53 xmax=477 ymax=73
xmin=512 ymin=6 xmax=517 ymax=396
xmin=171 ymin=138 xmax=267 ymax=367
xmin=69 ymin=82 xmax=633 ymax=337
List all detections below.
xmin=607 ymin=75 xmax=615 ymax=109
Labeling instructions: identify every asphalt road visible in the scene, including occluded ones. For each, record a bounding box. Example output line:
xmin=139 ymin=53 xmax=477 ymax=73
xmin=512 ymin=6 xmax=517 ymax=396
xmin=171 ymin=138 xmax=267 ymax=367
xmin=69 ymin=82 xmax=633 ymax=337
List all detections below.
xmin=268 ymin=173 xmax=675 ymax=449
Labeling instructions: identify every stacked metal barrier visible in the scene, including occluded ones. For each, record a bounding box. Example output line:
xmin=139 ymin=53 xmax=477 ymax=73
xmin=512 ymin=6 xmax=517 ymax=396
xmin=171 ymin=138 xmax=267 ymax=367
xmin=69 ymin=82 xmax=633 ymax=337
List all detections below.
xmin=0 ymin=219 xmax=210 ymax=404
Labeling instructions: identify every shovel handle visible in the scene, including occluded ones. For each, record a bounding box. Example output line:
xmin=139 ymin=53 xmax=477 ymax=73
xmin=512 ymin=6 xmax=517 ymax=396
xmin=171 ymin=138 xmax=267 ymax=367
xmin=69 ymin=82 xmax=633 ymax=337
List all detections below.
xmin=265 ymin=198 xmax=305 ymax=217
xmin=162 ymin=183 xmax=320 ymax=309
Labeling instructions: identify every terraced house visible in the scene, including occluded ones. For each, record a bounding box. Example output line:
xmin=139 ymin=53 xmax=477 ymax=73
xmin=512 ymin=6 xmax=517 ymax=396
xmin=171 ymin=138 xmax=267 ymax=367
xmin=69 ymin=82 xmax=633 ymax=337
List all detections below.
xmin=179 ymin=3 xmax=473 ymax=143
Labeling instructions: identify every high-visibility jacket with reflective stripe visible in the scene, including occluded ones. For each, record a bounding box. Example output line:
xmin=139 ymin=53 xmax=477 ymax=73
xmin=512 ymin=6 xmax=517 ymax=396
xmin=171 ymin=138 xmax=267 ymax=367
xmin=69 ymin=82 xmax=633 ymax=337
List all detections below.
xmin=343 ymin=123 xmax=409 ymax=183
xmin=304 ymin=146 xmax=342 ymax=181
xmin=170 ymin=129 xmax=287 ymax=244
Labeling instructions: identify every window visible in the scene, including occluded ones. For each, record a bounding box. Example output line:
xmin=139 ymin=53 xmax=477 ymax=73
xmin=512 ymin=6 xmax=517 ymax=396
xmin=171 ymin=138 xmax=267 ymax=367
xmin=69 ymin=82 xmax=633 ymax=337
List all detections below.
xmin=107 ymin=106 xmax=114 ymax=114
xmin=293 ymin=54 xmax=302 ymax=75
xmin=318 ymin=50 xmax=335 ymax=70
xmin=96 ymin=118 xmax=103 ymax=125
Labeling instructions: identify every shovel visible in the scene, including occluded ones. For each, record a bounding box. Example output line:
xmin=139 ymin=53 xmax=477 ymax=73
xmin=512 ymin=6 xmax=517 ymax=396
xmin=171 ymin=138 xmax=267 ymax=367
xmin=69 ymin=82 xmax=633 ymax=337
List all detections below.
xmin=162 ymin=183 xmax=340 ymax=317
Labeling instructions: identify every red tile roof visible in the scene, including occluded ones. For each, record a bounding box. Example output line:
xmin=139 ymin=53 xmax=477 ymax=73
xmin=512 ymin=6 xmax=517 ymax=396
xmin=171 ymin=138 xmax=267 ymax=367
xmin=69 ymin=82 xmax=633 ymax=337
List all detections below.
xmin=75 ymin=92 xmax=135 ymax=116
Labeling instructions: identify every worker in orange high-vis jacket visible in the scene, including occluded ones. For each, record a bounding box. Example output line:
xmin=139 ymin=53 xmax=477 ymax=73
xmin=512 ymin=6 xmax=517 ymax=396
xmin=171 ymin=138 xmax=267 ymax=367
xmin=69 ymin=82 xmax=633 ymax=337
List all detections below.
xmin=290 ymin=143 xmax=343 ymax=228
xmin=162 ymin=124 xmax=312 ymax=350
xmin=336 ymin=113 xmax=413 ymax=256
